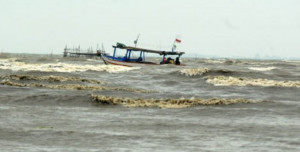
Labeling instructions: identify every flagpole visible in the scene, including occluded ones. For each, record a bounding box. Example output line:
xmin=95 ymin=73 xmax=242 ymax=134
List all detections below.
xmin=172 ymin=40 xmax=175 ymax=52
xmin=172 ymin=38 xmax=181 ymax=52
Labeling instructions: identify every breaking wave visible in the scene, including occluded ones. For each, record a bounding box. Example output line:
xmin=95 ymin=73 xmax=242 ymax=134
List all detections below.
xmin=198 ymin=59 xmax=242 ymax=65
xmin=179 ymin=68 xmax=232 ymax=77
xmin=282 ymin=60 xmax=300 ymax=64
xmin=248 ymin=66 xmax=277 ymax=71
xmin=0 ymin=74 xmax=103 ymax=84
xmin=91 ymin=94 xmax=267 ymax=108
xmin=179 ymin=68 xmax=209 ymax=76
xmin=0 ymin=79 xmax=155 ymax=93
xmin=205 ymin=76 xmax=300 ymax=88
xmin=0 ymin=58 xmax=138 ymax=73
xmin=0 ymin=74 xmax=155 ymax=93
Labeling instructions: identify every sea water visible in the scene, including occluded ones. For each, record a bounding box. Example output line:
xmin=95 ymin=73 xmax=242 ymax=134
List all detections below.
xmin=0 ymin=54 xmax=299 ymax=152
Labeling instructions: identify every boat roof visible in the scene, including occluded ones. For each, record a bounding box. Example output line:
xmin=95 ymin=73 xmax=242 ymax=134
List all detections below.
xmin=113 ymin=45 xmax=185 ymax=55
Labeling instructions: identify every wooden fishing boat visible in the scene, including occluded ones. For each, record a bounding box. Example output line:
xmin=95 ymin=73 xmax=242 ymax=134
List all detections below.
xmin=100 ymin=43 xmax=185 ymax=67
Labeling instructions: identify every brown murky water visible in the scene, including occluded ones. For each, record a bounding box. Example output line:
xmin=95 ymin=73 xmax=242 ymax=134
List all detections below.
xmin=0 ymin=54 xmax=299 ymax=151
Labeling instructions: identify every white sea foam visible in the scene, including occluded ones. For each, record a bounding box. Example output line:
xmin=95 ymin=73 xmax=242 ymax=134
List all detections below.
xmin=205 ymin=76 xmax=300 ymax=88
xmin=86 ymin=59 xmax=98 ymax=62
xmin=91 ymin=94 xmax=266 ymax=108
xmin=283 ymin=60 xmax=300 ymax=63
xmin=200 ymin=59 xmax=241 ymax=64
xmin=203 ymin=59 xmax=226 ymax=64
xmin=248 ymin=66 xmax=277 ymax=71
xmin=0 ymin=58 xmax=138 ymax=73
xmin=180 ymin=68 xmax=209 ymax=76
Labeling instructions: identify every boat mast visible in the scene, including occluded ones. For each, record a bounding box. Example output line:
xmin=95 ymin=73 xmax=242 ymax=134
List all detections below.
xmin=134 ymin=34 xmax=140 ymax=47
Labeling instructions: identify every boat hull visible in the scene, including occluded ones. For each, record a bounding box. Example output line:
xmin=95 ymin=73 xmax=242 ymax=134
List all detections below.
xmin=101 ymin=55 xmax=185 ymax=67
xmin=101 ymin=56 xmax=158 ymax=67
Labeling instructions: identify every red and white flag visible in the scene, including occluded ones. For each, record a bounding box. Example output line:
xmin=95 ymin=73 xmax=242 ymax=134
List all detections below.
xmin=175 ymin=38 xmax=181 ymax=43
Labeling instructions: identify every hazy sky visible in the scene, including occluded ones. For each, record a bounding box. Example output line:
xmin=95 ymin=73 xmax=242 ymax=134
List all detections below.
xmin=1 ymin=0 xmax=300 ymax=58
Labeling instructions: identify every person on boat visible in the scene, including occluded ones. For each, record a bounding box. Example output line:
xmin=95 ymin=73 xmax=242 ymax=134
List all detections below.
xmin=167 ymin=57 xmax=174 ymax=64
xmin=160 ymin=57 xmax=166 ymax=64
xmin=175 ymin=57 xmax=180 ymax=65
xmin=137 ymin=56 xmax=143 ymax=62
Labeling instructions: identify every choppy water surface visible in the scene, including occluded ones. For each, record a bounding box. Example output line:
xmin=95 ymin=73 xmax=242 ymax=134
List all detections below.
xmin=0 ymin=54 xmax=299 ymax=152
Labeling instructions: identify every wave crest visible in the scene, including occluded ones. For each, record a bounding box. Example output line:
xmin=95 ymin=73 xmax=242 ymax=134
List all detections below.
xmin=0 ymin=58 xmax=138 ymax=73
xmin=180 ymin=68 xmax=209 ymax=76
xmin=179 ymin=68 xmax=233 ymax=77
xmin=248 ymin=66 xmax=277 ymax=71
xmin=0 ymin=74 xmax=155 ymax=93
xmin=0 ymin=79 xmax=155 ymax=93
xmin=91 ymin=94 xmax=266 ymax=108
xmin=0 ymin=74 xmax=103 ymax=84
xmin=205 ymin=76 xmax=300 ymax=87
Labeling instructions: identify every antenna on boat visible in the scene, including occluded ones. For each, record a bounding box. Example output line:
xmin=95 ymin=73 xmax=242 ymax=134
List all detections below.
xmin=134 ymin=34 xmax=140 ymax=47
xmin=102 ymin=43 xmax=105 ymax=52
